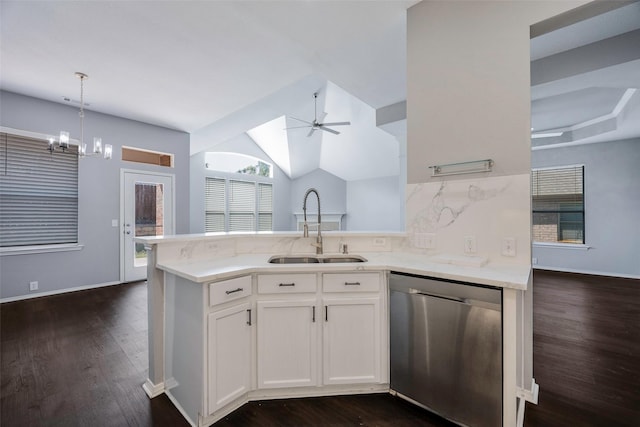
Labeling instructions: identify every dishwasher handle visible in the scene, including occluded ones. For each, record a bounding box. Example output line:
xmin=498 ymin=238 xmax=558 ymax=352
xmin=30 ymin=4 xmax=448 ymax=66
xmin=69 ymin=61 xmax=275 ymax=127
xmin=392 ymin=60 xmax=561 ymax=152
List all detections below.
xmin=409 ymin=288 xmax=501 ymax=311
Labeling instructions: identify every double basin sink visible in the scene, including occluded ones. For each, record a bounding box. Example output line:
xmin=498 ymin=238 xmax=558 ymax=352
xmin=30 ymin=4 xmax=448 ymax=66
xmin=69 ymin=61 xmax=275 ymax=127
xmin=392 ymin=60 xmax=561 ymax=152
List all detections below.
xmin=269 ymin=254 xmax=367 ymax=264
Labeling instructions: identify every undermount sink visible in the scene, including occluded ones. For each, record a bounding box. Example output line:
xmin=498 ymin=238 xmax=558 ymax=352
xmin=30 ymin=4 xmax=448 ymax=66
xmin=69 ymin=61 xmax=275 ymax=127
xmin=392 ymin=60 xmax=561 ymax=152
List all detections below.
xmin=268 ymin=254 xmax=367 ymax=264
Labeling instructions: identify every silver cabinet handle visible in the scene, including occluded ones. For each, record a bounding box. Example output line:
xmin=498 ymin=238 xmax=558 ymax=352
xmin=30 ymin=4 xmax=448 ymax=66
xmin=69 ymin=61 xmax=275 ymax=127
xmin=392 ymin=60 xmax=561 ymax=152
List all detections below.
xmin=344 ymin=282 xmax=360 ymax=286
xmin=225 ymin=287 xmax=243 ymax=295
xmin=279 ymin=283 xmax=295 ymax=287
xmin=246 ymin=309 xmax=252 ymax=326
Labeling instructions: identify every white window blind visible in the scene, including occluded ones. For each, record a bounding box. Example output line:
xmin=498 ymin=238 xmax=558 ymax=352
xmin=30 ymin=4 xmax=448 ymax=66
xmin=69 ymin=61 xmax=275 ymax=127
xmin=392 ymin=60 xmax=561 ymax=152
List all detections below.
xmin=532 ymin=166 xmax=584 ymax=244
xmin=229 ymin=180 xmax=255 ymax=231
xmin=205 ymin=177 xmax=225 ymax=232
xmin=204 ymin=177 xmax=273 ymax=232
xmin=258 ymin=183 xmax=273 ymax=231
xmin=0 ymin=132 xmax=79 ymax=247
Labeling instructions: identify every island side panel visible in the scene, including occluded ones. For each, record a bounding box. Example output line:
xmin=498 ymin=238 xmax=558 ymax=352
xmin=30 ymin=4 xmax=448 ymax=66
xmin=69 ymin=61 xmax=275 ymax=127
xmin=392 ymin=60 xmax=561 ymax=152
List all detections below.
xmin=164 ymin=273 xmax=205 ymax=425
xmin=143 ymin=244 xmax=165 ymax=397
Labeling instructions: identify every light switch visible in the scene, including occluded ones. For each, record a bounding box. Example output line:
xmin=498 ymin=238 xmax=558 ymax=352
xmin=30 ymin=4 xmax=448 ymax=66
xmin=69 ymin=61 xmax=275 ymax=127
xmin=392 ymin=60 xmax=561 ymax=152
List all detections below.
xmin=112 ymin=219 xmax=118 ymax=227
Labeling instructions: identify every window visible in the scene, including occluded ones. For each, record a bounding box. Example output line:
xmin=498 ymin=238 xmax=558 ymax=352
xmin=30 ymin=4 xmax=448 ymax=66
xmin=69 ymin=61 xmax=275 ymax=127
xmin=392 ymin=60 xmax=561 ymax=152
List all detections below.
xmin=205 ymin=177 xmax=273 ymax=232
xmin=205 ymin=152 xmax=272 ymax=177
xmin=0 ymin=132 xmax=78 ymax=247
xmin=532 ymin=166 xmax=584 ymax=244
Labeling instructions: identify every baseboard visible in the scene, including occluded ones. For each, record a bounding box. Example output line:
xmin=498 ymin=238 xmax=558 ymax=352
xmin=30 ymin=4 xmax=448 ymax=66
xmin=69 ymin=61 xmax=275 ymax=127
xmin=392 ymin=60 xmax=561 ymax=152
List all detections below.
xmin=0 ymin=281 xmax=124 ymax=303
xmin=533 ymin=266 xmax=639 ymax=280
xmin=165 ymin=390 xmax=197 ymax=427
xmin=142 ymin=379 xmax=165 ymax=399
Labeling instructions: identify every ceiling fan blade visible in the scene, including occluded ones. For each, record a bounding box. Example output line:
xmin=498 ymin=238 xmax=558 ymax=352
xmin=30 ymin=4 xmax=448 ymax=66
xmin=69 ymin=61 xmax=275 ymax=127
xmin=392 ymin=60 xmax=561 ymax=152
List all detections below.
xmin=320 ymin=121 xmax=351 ymax=127
xmin=284 ymin=125 xmax=313 ymax=130
xmin=307 ymin=127 xmax=317 ymax=137
xmin=319 ymin=126 xmax=340 ymax=135
xmin=290 ymin=116 xmax=314 ymax=125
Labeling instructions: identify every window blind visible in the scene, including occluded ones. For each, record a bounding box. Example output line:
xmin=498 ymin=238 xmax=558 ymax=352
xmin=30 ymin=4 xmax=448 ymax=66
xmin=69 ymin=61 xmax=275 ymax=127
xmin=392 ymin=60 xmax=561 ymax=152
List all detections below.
xmin=229 ymin=180 xmax=255 ymax=231
xmin=258 ymin=183 xmax=273 ymax=231
xmin=205 ymin=177 xmax=225 ymax=232
xmin=204 ymin=177 xmax=273 ymax=233
xmin=0 ymin=132 xmax=79 ymax=247
xmin=532 ymin=166 xmax=584 ymax=244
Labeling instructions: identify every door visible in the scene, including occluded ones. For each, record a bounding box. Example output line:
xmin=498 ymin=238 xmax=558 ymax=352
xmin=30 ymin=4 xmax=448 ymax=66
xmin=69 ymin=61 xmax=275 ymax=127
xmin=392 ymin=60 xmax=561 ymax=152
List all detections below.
xmin=323 ymin=297 xmax=381 ymax=385
xmin=256 ymin=299 xmax=318 ymax=389
xmin=208 ymin=302 xmax=252 ymax=414
xmin=121 ymin=170 xmax=174 ymax=282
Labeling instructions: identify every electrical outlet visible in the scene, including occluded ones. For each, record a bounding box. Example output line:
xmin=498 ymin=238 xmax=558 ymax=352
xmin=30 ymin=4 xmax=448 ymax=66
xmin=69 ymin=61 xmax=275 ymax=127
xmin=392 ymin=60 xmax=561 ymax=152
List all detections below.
xmin=373 ymin=237 xmax=386 ymax=247
xmin=532 ymin=257 xmax=538 ymax=265
xmin=464 ymin=236 xmax=477 ymax=254
xmin=29 ymin=281 xmax=39 ymax=291
xmin=502 ymin=237 xmax=516 ymax=257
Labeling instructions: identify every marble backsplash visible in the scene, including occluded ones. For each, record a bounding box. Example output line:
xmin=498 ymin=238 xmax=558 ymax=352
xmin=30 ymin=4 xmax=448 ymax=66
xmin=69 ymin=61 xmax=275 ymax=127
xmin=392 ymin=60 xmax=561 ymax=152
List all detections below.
xmin=405 ymin=173 xmax=531 ymax=265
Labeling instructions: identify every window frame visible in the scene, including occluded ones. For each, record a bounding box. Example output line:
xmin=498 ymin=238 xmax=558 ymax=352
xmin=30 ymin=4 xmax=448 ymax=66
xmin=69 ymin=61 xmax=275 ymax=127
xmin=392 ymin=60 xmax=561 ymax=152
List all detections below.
xmin=531 ymin=164 xmax=585 ymax=245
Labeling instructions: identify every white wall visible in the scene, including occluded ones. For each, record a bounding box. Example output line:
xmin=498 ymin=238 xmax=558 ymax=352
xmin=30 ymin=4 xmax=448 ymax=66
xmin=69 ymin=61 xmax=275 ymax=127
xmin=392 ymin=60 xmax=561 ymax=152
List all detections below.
xmin=346 ymin=176 xmax=403 ymax=231
xmin=532 ymin=138 xmax=640 ymax=278
xmin=0 ymin=91 xmax=190 ymax=300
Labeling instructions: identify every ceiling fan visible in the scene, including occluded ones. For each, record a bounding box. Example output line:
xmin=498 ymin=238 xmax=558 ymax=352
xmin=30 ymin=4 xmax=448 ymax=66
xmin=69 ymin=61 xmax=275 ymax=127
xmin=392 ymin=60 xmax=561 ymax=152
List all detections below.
xmin=287 ymin=92 xmax=351 ymax=136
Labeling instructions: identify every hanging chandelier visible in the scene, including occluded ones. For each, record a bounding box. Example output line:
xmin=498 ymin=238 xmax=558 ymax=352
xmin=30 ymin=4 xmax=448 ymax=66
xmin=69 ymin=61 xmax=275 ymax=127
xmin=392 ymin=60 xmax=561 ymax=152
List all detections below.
xmin=47 ymin=72 xmax=112 ymax=160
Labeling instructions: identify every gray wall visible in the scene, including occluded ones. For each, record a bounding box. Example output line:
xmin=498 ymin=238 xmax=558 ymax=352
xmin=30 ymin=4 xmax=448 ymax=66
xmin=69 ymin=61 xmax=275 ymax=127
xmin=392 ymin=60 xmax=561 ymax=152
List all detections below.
xmin=532 ymin=138 xmax=640 ymax=278
xmin=0 ymin=91 xmax=190 ymax=300
xmin=346 ymin=176 xmax=403 ymax=231
xmin=291 ymin=169 xmax=347 ymax=230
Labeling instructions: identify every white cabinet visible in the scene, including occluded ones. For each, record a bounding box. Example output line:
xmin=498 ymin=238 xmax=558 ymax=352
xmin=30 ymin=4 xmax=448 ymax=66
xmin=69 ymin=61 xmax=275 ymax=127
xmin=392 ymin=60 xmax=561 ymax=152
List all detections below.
xmin=256 ymin=298 xmax=318 ymax=389
xmin=255 ymin=272 xmax=384 ymax=391
xmin=322 ymin=273 xmax=383 ymax=385
xmin=323 ymin=296 xmax=381 ymax=385
xmin=207 ymin=302 xmax=252 ymax=413
xmin=256 ymin=273 xmax=318 ymax=389
xmin=207 ymin=276 xmax=253 ymax=415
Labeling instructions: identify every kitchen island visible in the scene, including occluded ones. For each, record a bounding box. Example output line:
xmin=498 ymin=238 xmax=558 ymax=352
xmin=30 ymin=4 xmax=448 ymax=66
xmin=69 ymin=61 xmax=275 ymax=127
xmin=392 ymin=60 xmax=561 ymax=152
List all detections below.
xmin=138 ymin=232 xmax=531 ymax=427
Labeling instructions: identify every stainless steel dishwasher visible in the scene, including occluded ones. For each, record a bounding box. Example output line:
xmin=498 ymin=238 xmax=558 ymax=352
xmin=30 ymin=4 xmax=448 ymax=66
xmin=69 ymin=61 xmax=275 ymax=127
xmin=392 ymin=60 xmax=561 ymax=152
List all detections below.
xmin=389 ymin=272 xmax=502 ymax=427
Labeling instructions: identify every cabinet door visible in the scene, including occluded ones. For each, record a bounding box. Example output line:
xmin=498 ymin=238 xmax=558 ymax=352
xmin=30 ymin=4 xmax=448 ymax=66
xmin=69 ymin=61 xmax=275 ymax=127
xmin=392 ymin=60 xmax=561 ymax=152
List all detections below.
xmin=257 ymin=299 xmax=318 ymax=389
xmin=323 ymin=297 xmax=381 ymax=385
xmin=207 ymin=302 xmax=252 ymax=414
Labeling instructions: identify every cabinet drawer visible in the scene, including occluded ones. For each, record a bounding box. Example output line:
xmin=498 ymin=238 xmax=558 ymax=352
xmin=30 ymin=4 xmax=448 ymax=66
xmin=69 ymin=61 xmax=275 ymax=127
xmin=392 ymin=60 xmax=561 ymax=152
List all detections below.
xmin=209 ymin=276 xmax=252 ymax=307
xmin=323 ymin=273 xmax=381 ymax=293
xmin=258 ymin=274 xmax=317 ymax=294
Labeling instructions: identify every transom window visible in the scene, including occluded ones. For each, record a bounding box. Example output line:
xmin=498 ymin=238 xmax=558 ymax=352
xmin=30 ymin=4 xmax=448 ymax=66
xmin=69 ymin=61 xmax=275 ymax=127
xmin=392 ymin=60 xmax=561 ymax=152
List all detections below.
xmin=532 ymin=165 xmax=584 ymax=244
xmin=205 ymin=152 xmax=272 ymax=178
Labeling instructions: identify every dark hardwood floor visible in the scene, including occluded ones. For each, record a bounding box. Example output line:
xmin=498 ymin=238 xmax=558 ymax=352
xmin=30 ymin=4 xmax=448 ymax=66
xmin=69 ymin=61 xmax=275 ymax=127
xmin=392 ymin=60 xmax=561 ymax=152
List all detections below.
xmin=524 ymin=270 xmax=640 ymax=427
xmin=1 ymin=270 xmax=638 ymax=426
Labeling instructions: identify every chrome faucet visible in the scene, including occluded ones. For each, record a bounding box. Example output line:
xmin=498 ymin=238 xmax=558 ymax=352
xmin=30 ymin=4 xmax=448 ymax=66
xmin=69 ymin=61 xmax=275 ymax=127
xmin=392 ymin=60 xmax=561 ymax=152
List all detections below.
xmin=302 ymin=188 xmax=323 ymax=254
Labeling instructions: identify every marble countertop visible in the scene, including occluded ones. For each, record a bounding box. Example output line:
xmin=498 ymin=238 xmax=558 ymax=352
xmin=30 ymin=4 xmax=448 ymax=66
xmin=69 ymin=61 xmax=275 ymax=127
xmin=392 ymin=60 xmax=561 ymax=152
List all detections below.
xmin=157 ymin=251 xmax=530 ymax=290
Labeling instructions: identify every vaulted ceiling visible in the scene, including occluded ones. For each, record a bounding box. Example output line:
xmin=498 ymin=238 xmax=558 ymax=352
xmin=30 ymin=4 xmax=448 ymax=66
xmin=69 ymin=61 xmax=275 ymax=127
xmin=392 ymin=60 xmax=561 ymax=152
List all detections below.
xmin=0 ymin=0 xmax=416 ymax=181
xmin=2 ymin=1 xmax=638 ymax=180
